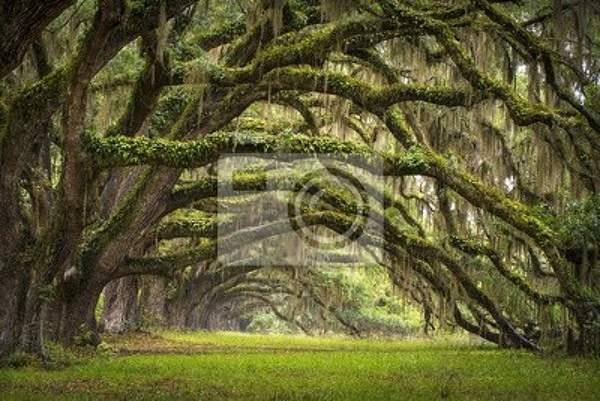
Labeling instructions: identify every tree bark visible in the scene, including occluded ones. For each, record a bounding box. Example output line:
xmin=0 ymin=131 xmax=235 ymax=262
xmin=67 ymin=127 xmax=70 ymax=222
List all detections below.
xmin=56 ymin=281 xmax=104 ymax=346
xmin=101 ymin=277 xmax=140 ymax=333
xmin=0 ymin=268 xmax=30 ymax=356
xmin=138 ymin=277 xmax=168 ymax=327
xmin=0 ymin=0 xmax=74 ymax=78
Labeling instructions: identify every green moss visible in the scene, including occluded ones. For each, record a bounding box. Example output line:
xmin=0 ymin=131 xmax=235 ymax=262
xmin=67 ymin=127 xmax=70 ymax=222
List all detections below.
xmin=225 ymin=15 xmax=405 ymax=84
xmin=148 ymin=87 xmax=194 ymax=137
xmin=1 ymin=65 xmax=69 ymax=147
xmin=157 ymin=210 xmax=226 ymax=239
xmin=84 ymin=130 xmax=384 ymax=169
xmin=126 ymin=238 xmax=216 ymax=273
xmin=189 ymin=18 xmax=246 ymax=50
xmin=75 ymin=170 xmax=155 ymax=277
xmin=395 ymin=146 xmax=431 ymax=170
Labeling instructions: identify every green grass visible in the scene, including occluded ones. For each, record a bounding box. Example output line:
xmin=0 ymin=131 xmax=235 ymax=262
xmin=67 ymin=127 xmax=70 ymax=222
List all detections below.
xmin=1 ymin=331 xmax=600 ymax=401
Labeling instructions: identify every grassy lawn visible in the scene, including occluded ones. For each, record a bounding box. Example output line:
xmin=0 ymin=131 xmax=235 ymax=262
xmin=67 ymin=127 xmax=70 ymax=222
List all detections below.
xmin=1 ymin=332 xmax=600 ymax=401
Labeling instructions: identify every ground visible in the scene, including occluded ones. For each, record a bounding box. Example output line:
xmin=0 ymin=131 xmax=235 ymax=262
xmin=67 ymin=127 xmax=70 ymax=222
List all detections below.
xmin=1 ymin=332 xmax=600 ymax=401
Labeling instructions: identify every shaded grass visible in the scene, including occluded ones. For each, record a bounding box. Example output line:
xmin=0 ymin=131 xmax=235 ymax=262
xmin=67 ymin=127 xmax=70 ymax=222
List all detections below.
xmin=1 ymin=331 xmax=599 ymax=401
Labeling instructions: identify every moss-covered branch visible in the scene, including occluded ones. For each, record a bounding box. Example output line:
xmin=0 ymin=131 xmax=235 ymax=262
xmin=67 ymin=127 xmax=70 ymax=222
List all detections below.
xmin=193 ymin=17 xmax=246 ymax=51
xmin=253 ymin=65 xmax=568 ymax=272
xmin=85 ymin=130 xmax=432 ymax=177
xmin=170 ymin=13 xmax=433 ymax=88
xmin=474 ymin=0 xmax=600 ymax=135
xmin=87 ymin=125 xmax=565 ymax=282
xmin=123 ymin=211 xmax=357 ymax=275
xmin=449 ymin=236 xmax=564 ymax=306
xmin=263 ymin=66 xmax=482 ymax=114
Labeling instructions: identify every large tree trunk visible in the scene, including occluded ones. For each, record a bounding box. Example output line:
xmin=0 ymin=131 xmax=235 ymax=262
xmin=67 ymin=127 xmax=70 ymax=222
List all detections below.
xmin=0 ymin=0 xmax=74 ymax=78
xmin=0 ymin=268 xmax=30 ymax=356
xmin=165 ymin=275 xmax=213 ymax=329
xmin=197 ymin=297 xmax=216 ymax=330
xmin=56 ymin=281 xmax=104 ymax=346
xmin=166 ymin=295 xmax=190 ymax=329
xmin=19 ymin=281 xmax=45 ymax=355
xmin=138 ymin=277 xmax=168 ymax=327
xmin=101 ymin=277 xmax=139 ymax=333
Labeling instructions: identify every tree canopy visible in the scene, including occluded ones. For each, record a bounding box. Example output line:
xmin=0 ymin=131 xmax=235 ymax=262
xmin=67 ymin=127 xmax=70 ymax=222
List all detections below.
xmin=1 ymin=0 xmax=600 ymax=357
